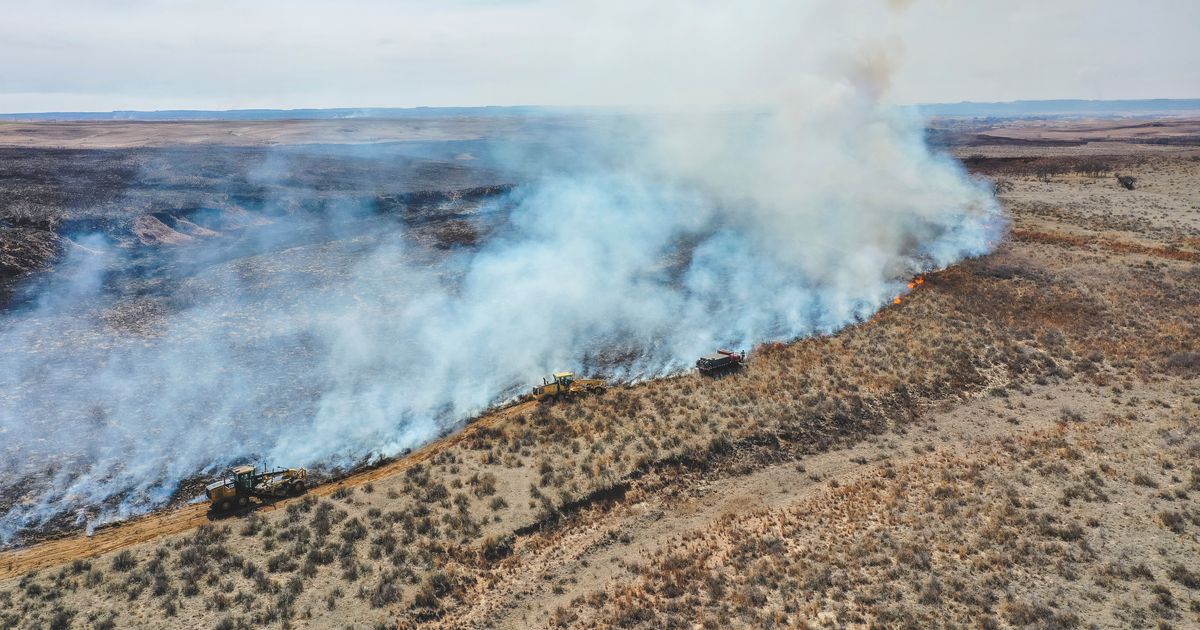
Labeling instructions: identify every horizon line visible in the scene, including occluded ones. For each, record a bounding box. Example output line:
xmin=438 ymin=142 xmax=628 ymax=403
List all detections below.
xmin=2 ymin=98 xmax=1199 ymax=120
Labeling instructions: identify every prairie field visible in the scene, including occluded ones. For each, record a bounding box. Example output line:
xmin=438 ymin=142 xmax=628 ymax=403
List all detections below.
xmin=1 ymin=118 xmax=1198 ymax=629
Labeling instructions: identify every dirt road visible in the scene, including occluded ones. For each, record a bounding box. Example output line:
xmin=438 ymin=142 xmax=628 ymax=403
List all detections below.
xmin=0 ymin=399 xmax=537 ymax=580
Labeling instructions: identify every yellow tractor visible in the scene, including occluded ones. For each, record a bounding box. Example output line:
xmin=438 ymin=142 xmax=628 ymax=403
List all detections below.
xmin=531 ymin=372 xmax=608 ymax=401
xmin=206 ymin=465 xmax=308 ymax=512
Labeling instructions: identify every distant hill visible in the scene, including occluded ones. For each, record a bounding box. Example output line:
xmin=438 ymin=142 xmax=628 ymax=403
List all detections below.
xmin=2 ymin=100 xmax=1198 ymax=122
xmin=0 ymin=106 xmax=549 ymax=122
xmin=915 ymin=99 xmax=1200 ymax=118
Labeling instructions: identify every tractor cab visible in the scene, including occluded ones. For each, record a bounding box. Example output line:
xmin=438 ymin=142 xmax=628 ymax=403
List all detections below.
xmin=231 ymin=465 xmax=255 ymax=491
xmin=552 ymin=372 xmax=574 ymax=388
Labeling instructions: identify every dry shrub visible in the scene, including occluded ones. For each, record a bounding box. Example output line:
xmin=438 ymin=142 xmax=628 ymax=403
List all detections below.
xmin=111 ymin=551 xmax=137 ymax=572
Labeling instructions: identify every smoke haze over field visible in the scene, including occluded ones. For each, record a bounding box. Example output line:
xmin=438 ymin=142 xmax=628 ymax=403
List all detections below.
xmin=0 ymin=1 xmax=1004 ymax=541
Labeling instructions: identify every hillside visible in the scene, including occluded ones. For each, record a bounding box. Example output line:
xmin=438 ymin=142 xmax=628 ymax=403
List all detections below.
xmin=1 ymin=122 xmax=1199 ymax=629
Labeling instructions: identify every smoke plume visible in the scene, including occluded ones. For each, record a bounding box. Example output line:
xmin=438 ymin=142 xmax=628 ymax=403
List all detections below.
xmin=0 ymin=0 xmax=1003 ymax=542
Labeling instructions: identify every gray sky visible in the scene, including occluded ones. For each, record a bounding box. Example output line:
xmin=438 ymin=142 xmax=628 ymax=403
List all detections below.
xmin=1 ymin=0 xmax=1197 ymax=113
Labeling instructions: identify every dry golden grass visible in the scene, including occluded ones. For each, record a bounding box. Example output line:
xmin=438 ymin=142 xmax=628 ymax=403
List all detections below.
xmin=2 ymin=139 xmax=1199 ymax=629
xmin=576 ymin=408 xmax=1200 ymax=628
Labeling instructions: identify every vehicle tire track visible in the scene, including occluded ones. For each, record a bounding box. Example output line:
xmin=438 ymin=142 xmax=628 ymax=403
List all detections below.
xmin=0 ymin=399 xmax=537 ymax=580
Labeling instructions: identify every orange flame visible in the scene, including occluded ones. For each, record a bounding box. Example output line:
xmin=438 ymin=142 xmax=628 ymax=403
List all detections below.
xmin=893 ymin=275 xmax=927 ymax=307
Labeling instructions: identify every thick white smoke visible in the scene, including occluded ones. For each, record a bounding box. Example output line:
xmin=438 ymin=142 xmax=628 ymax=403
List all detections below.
xmin=279 ymin=102 xmax=1003 ymax=463
xmin=0 ymin=0 xmax=1003 ymax=542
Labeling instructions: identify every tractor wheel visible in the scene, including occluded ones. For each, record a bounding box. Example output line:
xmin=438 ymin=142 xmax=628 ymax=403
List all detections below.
xmin=593 ymin=387 xmax=606 ymax=395
xmin=219 ymin=500 xmax=231 ymax=512
xmin=290 ymin=481 xmax=305 ymax=496
xmin=238 ymin=496 xmax=248 ymax=508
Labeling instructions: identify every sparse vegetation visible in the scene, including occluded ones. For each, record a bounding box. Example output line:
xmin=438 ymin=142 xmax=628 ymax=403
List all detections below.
xmin=111 ymin=551 xmax=137 ymax=573
xmin=3 ymin=122 xmax=1199 ymax=629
